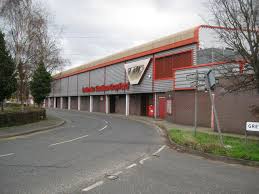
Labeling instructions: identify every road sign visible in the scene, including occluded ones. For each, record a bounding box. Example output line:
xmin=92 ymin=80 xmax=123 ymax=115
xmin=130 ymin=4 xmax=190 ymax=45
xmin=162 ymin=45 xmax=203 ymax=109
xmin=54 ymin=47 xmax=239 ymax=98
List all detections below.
xmin=190 ymin=80 xmax=206 ymax=88
xmin=186 ymin=73 xmax=205 ymax=81
xmin=246 ymin=122 xmax=259 ymax=132
xmin=207 ymin=70 xmax=216 ymax=90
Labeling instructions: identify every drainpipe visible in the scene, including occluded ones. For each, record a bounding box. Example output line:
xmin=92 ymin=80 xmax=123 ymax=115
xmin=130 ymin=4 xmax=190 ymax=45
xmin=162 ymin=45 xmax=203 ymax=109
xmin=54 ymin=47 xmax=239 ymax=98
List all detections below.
xmin=90 ymin=96 xmax=93 ymax=112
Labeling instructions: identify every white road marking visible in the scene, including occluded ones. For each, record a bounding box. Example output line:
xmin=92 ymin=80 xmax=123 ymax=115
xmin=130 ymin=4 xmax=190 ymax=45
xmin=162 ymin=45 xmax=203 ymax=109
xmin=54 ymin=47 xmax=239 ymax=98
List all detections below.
xmin=139 ymin=157 xmax=151 ymax=164
xmin=48 ymin=134 xmax=89 ymax=147
xmin=0 ymin=153 xmax=14 ymax=158
xmin=152 ymin=145 xmax=166 ymax=156
xmin=82 ymin=180 xmax=104 ymax=192
xmin=98 ymin=125 xmax=107 ymax=131
xmin=126 ymin=163 xmax=137 ymax=169
xmin=104 ymin=120 xmax=109 ymax=124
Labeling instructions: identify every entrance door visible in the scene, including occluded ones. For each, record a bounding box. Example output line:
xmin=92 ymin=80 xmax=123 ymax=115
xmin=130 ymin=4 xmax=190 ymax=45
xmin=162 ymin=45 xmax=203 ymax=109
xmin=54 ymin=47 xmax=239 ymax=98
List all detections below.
xmin=159 ymin=97 xmax=166 ymax=119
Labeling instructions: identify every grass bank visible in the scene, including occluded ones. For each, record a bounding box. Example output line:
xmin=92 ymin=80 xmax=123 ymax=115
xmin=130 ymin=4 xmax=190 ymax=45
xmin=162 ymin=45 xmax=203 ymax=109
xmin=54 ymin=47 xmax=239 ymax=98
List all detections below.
xmin=169 ymin=129 xmax=259 ymax=161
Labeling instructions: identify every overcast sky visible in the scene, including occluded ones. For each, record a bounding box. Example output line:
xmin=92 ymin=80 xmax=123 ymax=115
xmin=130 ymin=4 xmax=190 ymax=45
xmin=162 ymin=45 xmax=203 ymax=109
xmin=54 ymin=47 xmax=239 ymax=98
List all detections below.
xmin=44 ymin=0 xmax=207 ymax=70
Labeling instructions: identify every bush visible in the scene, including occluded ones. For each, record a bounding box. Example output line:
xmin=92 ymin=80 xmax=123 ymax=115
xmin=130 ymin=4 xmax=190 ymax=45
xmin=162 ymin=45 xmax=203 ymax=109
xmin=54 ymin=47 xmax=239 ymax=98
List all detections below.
xmin=0 ymin=108 xmax=46 ymax=127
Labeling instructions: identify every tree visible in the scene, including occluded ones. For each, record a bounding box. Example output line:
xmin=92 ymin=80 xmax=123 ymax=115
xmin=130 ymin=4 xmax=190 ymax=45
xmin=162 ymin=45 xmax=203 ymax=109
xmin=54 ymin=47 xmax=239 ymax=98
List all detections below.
xmin=0 ymin=0 xmax=67 ymax=109
xmin=207 ymin=0 xmax=259 ymax=93
xmin=30 ymin=61 xmax=52 ymax=107
xmin=0 ymin=30 xmax=17 ymax=111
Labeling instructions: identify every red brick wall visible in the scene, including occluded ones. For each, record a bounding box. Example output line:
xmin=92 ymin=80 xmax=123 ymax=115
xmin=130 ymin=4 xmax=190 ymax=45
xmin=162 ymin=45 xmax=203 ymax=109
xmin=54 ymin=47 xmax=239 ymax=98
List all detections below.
xmin=215 ymin=90 xmax=259 ymax=133
xmin=172 ymin=90 xmax=259 ymax=134
xmin=172 ymin=90 xmax=211 ymax=127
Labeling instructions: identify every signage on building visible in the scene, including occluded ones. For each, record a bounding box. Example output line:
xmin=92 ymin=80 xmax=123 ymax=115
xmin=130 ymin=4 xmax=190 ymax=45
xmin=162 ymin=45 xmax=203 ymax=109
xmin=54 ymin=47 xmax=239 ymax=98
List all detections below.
xmin=246 ymin=122 xmax=259 ymax=132
xmin=125 ymin=58 xmax=151 ymax=85
xmin=82 ymin=82 xmax=129 ymax=93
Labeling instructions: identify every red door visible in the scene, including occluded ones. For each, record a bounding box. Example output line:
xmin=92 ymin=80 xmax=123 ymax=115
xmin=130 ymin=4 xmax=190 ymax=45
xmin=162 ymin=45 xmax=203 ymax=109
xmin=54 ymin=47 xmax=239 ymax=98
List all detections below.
xmin=159 ymin=97 xmax=166 ymax=119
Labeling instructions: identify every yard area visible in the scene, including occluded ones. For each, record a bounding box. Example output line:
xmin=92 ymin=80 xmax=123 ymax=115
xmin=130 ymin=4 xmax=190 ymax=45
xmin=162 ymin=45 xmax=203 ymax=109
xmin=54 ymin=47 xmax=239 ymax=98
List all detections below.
xmin=169 ymin=129 xmax=259 ymax=161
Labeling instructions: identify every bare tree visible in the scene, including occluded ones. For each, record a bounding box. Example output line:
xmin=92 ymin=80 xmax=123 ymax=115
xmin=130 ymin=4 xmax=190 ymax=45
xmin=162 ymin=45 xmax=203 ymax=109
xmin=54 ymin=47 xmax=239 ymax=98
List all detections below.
xmin=0 ymin=0 xmax=67 ymax=109
xmin=207 ymin=0 xmax=259 ymax=93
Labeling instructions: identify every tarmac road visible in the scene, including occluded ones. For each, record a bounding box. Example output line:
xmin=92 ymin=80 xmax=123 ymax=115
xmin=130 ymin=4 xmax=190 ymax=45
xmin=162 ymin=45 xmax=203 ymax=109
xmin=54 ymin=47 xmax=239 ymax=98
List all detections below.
xmin=0 ymin=109 xmax=258 ymax=194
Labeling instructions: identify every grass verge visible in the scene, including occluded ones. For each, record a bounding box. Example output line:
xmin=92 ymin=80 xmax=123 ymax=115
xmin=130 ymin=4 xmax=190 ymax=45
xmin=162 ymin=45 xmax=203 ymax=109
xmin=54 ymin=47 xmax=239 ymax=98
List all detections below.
xmin=169 ymin=129 xmax=259 ymax=161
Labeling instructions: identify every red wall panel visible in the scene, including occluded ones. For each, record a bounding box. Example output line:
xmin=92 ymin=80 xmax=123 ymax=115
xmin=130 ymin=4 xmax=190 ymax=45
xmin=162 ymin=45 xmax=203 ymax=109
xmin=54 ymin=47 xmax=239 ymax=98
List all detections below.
xmin=155 ymin=50 xmax=192 ymax=80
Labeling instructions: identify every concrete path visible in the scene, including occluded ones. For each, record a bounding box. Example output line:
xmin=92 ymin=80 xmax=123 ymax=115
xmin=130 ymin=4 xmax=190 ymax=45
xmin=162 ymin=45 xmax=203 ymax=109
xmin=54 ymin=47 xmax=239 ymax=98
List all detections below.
xmin=0 ymin=109 xmax=258 ymax=194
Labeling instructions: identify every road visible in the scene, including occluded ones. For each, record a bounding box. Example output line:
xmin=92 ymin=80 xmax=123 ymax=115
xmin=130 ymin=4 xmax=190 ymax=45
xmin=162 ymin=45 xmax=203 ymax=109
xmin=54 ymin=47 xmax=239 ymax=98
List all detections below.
xmin=0 ymin=109 xmax=259 ymax=194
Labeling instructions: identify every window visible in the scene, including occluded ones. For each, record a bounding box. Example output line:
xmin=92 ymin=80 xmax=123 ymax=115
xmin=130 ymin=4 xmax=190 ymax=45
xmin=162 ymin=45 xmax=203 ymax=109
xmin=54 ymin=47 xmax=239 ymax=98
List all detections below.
xmin=154 ymin=50 xmax=192 ymax=79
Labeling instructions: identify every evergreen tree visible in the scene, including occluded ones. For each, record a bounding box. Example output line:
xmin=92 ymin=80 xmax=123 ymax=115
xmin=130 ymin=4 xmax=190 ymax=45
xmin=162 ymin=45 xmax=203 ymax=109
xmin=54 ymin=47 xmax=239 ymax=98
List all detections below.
xmin=0 ymin=30 xmax=17 ymax=111
xmin=30 ymin=61 xmax=52 ymax=107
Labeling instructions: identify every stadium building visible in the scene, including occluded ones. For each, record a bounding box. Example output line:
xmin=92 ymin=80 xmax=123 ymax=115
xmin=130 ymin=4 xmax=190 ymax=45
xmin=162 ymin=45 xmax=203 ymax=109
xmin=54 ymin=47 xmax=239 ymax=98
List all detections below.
xmin=46 ymin=25 xmax=259 ymax=134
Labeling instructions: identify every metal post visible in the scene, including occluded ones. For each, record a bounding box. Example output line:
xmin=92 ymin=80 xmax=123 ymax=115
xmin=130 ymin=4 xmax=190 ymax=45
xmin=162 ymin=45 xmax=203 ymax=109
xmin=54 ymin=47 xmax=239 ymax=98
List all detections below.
xmin=90 ymin=96 xmax=93 ymax=112
xmin=105 ymin=95 xmax=109 ymax=114
xmin=194 ymin=70 xmax=198 ymax=136
xmin=54 ymin=97 xmax=56 ymax=108
xmin=78 ymin=96 xmax=81 ymax=111
xmin=48 ymin=97 xmax=51 ymax=108
xmin=154 ymin=93 xmax=157 ymax=119
xmin=206 ymin=76 xmax=224 ymax=145
xmin=245 ymin=129 xmax=247 ymax=144
xmin=68 ymin=96 xmax=71 ymax=110
xmin=210 ymin=93 xmax=215 ymax=130
xmin=125 ymin=94 xmax=130 ymax=116
xmin=60 ymin=97 xmax=63 ymax=109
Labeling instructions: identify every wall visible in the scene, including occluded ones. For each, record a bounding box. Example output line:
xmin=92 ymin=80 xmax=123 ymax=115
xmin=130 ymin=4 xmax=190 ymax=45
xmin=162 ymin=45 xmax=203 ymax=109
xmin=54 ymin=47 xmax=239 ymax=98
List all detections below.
xmin=105 ymin=62 xmax=126 ymax=95
xmin=172 ymin=89 xmax=259 ymax=134
xmin=78 ymin=72 xmax=90 ymax=96
xmin=215 ymin=89 xmax=259 ymax=134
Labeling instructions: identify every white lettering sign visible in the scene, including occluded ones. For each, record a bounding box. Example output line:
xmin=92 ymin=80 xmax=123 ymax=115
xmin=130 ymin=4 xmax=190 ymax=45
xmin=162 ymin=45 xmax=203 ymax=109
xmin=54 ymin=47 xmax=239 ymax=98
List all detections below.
xmin=246 ymin=122 xmax=259 ymax=132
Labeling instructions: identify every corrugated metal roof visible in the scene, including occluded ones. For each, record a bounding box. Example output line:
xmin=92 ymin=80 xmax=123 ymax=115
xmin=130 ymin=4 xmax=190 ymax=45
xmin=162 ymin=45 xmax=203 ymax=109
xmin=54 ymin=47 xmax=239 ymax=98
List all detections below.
xmin=54 ymin=26 xmax=198 ymax=79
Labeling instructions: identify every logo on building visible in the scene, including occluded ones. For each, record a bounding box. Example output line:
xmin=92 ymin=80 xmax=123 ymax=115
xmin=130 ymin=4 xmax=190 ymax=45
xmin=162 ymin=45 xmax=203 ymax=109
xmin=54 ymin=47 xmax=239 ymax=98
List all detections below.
xmin=124 ymin=58 xmax=151 ymax=85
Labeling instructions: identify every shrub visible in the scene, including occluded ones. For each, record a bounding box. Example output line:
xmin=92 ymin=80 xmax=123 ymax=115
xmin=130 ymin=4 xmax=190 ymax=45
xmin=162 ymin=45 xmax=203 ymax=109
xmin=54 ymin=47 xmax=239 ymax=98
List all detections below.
xmin=0 ymin=108 xmax=46 ymax=128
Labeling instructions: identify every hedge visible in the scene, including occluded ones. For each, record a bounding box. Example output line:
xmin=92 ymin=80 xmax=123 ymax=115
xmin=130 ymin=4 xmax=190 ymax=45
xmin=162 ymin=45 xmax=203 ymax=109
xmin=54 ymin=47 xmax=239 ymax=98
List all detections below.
xmin=0 ymin=108 xmax=46 ymax=128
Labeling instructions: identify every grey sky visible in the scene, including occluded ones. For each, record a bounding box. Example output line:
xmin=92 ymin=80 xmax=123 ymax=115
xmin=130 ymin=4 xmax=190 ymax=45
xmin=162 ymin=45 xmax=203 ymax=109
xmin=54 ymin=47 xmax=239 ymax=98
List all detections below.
xmin=45 ymin=0 xmax=207 ymax=70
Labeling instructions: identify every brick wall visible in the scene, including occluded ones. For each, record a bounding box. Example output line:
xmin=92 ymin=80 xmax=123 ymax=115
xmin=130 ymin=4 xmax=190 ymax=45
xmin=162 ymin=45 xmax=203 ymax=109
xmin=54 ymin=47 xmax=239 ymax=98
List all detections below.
xmin=172 ymin=90 xmax=259 ymax=134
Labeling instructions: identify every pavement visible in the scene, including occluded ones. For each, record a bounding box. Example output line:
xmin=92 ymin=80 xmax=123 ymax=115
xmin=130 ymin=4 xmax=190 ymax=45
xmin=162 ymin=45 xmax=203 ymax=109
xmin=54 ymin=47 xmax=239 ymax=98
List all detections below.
xmin=0 ymin=113 xmax=65 ymax=139
xmin=0 ymin=109 xmax=258 ymax=194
